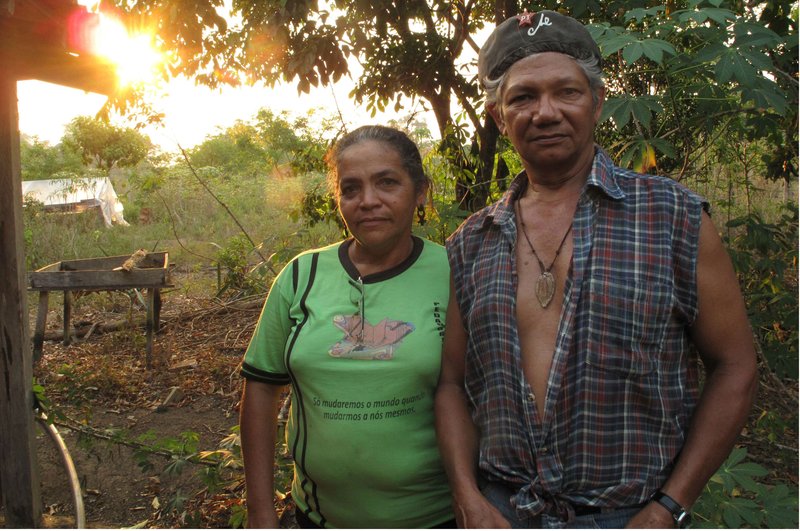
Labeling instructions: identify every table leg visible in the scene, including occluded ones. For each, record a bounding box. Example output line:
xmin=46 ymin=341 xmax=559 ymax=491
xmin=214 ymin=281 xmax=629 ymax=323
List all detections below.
xmin=63 ymin=290 xmax=72 ymax=346
xmin=33 ymin=291 xmax=49 ymax=363
xmin=146 ymin=288 xmax=155 ymax=369
xmin=153 ymin=289 xmax=162 ymax=333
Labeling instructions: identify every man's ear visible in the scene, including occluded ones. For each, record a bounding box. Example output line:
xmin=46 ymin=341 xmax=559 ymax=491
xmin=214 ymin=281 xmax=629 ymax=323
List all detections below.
xmin=487 ymin=103 xmax=506 ymax=135
xmin=593 ymin=86 xmax=606 ymax=125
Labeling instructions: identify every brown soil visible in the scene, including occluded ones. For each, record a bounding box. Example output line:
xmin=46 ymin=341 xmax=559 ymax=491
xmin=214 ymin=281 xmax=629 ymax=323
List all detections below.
xmin=3 ymin=271 xmax=797 ymax=528
xmin=21 ymin=280 xmax=266 ymax=528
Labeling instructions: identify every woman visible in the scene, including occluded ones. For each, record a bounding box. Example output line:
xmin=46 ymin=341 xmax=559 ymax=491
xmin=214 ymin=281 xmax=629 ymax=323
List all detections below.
xmin=240 ymin=126 xmax=453 ymax=528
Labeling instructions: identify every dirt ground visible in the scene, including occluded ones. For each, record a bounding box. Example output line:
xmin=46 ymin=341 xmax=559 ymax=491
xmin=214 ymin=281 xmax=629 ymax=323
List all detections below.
xmin=3 ymin=270 xmax=798 ymax=528
xmin=20 ymin=279 xmax=264 ymax=528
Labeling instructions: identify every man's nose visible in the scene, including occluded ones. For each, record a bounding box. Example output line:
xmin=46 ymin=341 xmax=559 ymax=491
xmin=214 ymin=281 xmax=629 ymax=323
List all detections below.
xmin=532 ymin=95 xmax=559 ymax=123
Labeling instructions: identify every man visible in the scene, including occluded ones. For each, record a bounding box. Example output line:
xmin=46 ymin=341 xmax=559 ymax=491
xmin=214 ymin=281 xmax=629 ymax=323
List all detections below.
xmin=435 ymin=9 xmax=757 ymax=529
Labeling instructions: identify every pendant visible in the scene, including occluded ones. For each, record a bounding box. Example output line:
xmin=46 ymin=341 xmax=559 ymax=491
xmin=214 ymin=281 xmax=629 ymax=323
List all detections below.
xmin=535 ymin=271 xmax=556 ymax=308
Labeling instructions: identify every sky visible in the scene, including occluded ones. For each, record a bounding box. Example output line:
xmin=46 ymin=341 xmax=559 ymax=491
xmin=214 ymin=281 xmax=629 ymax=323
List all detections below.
xmin=15 ymin=0 xmax=480 ymax=155
xmin=17 ymin=73 xmax=437 ymax=154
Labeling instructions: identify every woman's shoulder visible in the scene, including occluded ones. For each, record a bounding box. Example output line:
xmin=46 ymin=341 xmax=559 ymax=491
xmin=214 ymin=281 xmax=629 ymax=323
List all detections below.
xmin=289 ymin=240 xmax=344 ymax=263
xmin=416 ymin=236 xmax=447 ymax=257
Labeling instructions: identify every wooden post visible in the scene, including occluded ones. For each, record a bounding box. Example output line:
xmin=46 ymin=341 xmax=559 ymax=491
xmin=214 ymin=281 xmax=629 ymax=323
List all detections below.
xmin=0 ymin=70 xmax=41 ymax=526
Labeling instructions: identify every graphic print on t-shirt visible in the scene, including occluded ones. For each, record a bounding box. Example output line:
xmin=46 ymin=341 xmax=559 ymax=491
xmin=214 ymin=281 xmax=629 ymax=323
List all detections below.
xmin=329 ymin=314 xmax=415 ymax=360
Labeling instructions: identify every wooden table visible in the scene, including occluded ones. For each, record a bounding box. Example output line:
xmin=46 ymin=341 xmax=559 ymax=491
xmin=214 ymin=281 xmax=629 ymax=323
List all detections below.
xmin=28 ymin=252 xmax=171 ymax=368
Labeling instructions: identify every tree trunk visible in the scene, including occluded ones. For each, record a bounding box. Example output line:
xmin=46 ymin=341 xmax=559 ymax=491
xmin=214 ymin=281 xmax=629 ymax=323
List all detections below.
xmin=474 ymin=114 xmax=500 ymax=209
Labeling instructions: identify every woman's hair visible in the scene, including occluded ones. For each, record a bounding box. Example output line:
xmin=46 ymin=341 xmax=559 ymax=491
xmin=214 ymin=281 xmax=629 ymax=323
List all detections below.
xmin=325 ymin=125 xmax=430 ymax=197
xmin=484 ymin=54 xmax=605 ymax=109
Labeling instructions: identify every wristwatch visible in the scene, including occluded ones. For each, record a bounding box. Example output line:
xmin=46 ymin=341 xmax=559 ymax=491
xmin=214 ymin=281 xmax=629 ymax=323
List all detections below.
xmin=652 ymin=490 xmax=692 ymax=528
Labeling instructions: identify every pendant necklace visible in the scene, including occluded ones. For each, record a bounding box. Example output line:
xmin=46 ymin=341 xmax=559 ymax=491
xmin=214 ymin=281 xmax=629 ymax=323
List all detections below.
xmin=516 ymin=200 xmax=573 ymax=308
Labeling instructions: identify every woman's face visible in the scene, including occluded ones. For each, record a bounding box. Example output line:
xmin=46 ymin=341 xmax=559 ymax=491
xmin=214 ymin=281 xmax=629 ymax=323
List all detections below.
xmin=336 ymin=140 xmax=426 ymax=254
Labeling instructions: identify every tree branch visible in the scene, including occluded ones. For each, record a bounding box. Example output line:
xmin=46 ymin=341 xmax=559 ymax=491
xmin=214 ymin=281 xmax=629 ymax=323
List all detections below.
xmin=177 ymin=144 xmax=267 ymax=263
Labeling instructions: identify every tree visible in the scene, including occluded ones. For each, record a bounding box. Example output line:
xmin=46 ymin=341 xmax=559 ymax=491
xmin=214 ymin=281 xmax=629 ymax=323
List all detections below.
xmin=115 ymin=0 xmax=513 ymax=209
xmin=579 ymin=0 xmax=797 ymax=188
xmin=20 ymin=136 xmax=83 ymax=181
xmin=111 ymin=0 xmax=796 ymax=210
xmin=188 ymin=108 xmax=332 ymax=178
xmin=62 ymin=116 xmax=152 ymax=171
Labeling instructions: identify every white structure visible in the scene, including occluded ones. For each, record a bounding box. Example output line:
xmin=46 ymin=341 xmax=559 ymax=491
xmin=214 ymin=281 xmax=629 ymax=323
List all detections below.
xmin=21 ymin=177 xmax=128 ymax=227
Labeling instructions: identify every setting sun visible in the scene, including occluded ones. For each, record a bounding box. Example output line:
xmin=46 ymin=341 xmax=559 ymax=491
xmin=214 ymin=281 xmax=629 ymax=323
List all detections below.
xmin=100 ymin=19 xmax=162 ymax=86
xmin=67 ymin=5 xmax=162 ymax=86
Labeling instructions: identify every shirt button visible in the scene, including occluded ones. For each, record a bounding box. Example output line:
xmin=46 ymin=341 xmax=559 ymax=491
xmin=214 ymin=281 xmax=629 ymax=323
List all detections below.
xmin=540 ymin=447 xmax=549 ymax=454
xmin=527 ymin=393 xmax=535 ymax=402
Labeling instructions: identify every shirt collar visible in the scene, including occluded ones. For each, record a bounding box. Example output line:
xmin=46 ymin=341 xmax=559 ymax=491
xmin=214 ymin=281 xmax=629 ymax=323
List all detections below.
xmin=479 ymin=146 xmax=625 ymax=231
xmin=585 ymin=147 xmax=625 ymax=200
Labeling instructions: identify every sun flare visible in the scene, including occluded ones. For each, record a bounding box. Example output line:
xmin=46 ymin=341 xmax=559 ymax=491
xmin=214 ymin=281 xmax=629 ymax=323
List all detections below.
xmin=95 ymin=14 xmax=162 ymax=86
xmin=68 ymin=3 xmax=163 ymax=87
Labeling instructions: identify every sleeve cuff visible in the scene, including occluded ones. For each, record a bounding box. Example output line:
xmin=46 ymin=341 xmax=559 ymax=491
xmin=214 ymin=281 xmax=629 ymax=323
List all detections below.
xmin=240 ymin=362 xmax=291 ymax=385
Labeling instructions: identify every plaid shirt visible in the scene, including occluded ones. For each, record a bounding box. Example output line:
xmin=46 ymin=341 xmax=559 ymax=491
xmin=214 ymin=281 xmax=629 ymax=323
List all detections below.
xmin=446 ymin=148 xmax=707 ymax=517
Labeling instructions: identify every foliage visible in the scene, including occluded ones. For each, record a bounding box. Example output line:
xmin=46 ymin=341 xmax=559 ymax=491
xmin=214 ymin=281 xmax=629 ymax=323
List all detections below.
xmin=21 ymin=195 xmax=46 ymax=269
xmin=724 ymin=204 xmax=798 ymax=378
xmin=214 ymin=235 xmax=273 ymax=299
xmin=62 ymin=115 xmax=153 ymax=171
xmin=587 ymin=0 xmax=797 ymax=187
xmin=107 ymin=0 xmax=797 ymax=215
xmin=188 ymin=108 xmax=333 ymax=179
xmin=20 ymin=136 xmax=84 ymax=181
xmin=692 ymin=447 xmax=799 ymax=528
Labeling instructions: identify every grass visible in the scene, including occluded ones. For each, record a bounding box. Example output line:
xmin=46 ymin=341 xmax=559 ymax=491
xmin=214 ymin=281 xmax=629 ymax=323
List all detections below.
xmin=24 ymin=172 xmax=342 ymax=283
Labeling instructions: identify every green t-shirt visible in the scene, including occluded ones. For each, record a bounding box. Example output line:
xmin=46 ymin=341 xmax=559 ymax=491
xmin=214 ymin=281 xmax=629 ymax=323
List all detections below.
xmin=242 ymin=237 xmax=452 ymax=528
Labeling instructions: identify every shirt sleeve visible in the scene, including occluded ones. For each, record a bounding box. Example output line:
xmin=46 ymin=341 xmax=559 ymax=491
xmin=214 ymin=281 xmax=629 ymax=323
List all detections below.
xmin=240 ymin=259 xmax=296 ymax=385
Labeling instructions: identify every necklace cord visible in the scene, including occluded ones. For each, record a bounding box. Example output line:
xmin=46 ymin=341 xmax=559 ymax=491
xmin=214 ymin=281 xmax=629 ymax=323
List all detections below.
xmin=516 ymin=200 xmax=573 ymax=273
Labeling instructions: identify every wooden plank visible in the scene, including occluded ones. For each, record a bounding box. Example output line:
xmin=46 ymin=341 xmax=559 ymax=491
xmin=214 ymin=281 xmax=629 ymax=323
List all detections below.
xmin=28 ymin=252 xmax=170 ymax=290
xmin=29 ymin=269 xmax=169 ymax=290
xmin=0 ymin=66 xmax=41 ymax=527
xmin=55 ymin=252 xmax=167 ymax=272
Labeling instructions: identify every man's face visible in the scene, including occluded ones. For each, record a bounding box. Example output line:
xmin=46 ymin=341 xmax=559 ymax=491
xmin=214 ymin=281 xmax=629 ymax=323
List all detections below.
xmin=490 ymin=52 xmax=604 ymax=176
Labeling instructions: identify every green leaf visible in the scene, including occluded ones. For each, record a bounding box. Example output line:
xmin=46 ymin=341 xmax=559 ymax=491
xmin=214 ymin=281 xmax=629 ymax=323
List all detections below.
xmin=722 ymin=504 xmax=742 ymax=528
xmin=694 ymin=42 xmax=726 ymax=64
xmin=761 ymin=484 xmax=800 ymax=528
xmin=622 ymin=41 xmax=645 ymax=64
xmin=733 ymin=22 xmax=783 ymax=48
xmin=715 ymin=51 xmax=757 ymax=86
xmin=640 ymin=39 xmax=676 ymax=63
xmin=676 ymin=8 xmax=736 ymax=26
xmin=600 ymin=98 xmax=632 ymax=129
xmin=602 ymin=35 xmax=636 ymax=55
xmin=624 ymin=7 xmax=665 ymax=24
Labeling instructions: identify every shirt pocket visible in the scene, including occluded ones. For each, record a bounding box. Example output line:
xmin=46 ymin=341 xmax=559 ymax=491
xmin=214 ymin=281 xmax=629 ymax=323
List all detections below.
xmin=584 ymin=277 xmax=673 ymax=376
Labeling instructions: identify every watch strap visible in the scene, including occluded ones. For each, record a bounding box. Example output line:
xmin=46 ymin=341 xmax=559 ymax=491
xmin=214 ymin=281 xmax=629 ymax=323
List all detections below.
xmin=652 ymin=490 xmax=691 ymax=528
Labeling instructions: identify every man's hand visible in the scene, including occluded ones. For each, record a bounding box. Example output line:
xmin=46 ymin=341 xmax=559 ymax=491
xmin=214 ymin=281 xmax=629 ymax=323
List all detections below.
xmin=625 ymin=501 xmax=676 ymax=529
xmin=453 ymin=491 xmax=512 ymax=528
